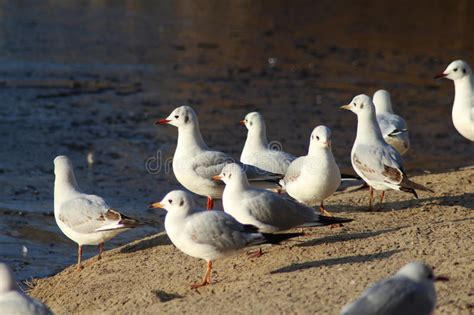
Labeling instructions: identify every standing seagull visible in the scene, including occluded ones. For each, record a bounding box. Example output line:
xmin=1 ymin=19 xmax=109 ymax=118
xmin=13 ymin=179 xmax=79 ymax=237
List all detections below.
xmin=435 ymin=60 xmax=474 ymax=141
xmin=341 ymin=261 xmax=448 ymax=315
xmin=240 ymin=111 xmax=296 ymax=174
xmin=156 ymin=106 xmax=281 ymax=209
xmin=149 ymin=190 xmax=301 ymax=288
xmin=373 ymin=89 xmax=410 ymax=155
xmin=341 ymin=95 xmax=432 ymax=210
xmin=280 ymin=126 xmax=341 ymax=217
xmin=0 ymin=263 xmax=52 ymax=315
xmin=54 ymin=155 xmax=139 ymax=270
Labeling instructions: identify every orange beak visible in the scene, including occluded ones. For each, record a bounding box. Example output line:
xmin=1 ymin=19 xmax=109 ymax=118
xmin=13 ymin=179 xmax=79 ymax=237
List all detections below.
xmin=148 ymin=201 xmax=164 ymax=209
xmin=434 ymin=72 xmax=447 ymax=79
xmin=212 ymin=175 xmax=222 ymax=181
xmin=239 ymin=120 xmax=246 ymax=126
xmin=340 ymin=104 xmax=351 ymax=110
xmin=155 ymin=119 xmax=171 ymax=125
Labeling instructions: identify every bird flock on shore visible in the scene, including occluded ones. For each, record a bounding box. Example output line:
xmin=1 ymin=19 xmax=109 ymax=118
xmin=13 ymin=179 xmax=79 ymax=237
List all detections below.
xmin=1 ymin=59 xmax=472 ymax=314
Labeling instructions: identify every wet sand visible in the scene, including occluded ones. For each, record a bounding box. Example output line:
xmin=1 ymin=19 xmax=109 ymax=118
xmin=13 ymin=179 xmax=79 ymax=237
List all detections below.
xmin=29 ymin=169 xmax=474 ymax=314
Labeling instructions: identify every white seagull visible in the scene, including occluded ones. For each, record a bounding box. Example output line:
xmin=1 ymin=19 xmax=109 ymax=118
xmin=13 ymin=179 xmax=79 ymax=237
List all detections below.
xmin=341 ymin=95 xmax=432 ymax=210
xmin=156 ymin=106 xmax=281 ymax=209
xmin=149 ymin=190 xmax=301 ymax=288
xmin=341 ymin=261 xmax=448 ymax=315
xmin=240 ymin=111 xmax=296 ymax=174
xmin=54 ymin=155 xmax=139 ymax=270
xmin=373 ymin=89 xmax=410 ymax=155
xmin=280 ymin=126 xmax=342 ymax=217
xmin=435 ymin=60 xmax=474 ymax=141
xmin=0 ymin=263 xmax=52 ymax=315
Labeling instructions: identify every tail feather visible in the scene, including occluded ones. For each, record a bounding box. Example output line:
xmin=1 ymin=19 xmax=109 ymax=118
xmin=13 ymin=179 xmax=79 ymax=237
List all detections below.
xmin=401 ymin=177 xmax=434 ymax=195
xmin=312 ymin=215 xmax=353 ymax=226
xmin=261 ymin=232 xmax=303 ymax=245
xmin=341 ymin=174 xmax=362 ymax=181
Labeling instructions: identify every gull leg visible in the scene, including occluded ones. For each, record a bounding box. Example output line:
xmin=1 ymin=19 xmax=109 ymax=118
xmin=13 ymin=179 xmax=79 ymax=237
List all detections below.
xmin=247 ymin=248 xmax=264 ymax=259
xmin=98 ymin=242 xmax=104 ymax=260
xmin=320 ymin=202 xmax=343 ymax=228
xmin=191 ymin=261 xmax=213 ymax=289
xmin=378 ymin=191 xmax=386 ymax=210
xmin=77 ymin=245 xmax=83 ymax=271
xmin=206 ymin=196 xmax=214 ymax=210
xmin=368 ymin=187 xmax=374 ymax=211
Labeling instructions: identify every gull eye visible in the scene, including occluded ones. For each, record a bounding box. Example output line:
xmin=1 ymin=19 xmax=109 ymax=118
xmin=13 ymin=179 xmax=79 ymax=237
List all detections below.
xmin=168 ymin=199 xmax=173 ymax=204
xmin=316 ymin=136 xmax=320 ymax=141
xmin=174 ymin=115 xmax=179 ymax=119
xmin=427 ymin=272 xmax=434 ymax=280
xmin=453 ymin=68 xmax=458 ymax=72
xmin=353 ymin=102 xmax=356 ymax=106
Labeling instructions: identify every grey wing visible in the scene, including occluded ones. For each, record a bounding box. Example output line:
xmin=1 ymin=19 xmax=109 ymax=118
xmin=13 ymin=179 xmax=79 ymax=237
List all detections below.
xmin=342 ymin=278 xmax=434 ymax=315
xmin=281 ymin=156 xmax=306 ymax=186
xmin=184 ymin=211 xmax=260 ymax=251
xmin=352 ymin=144 xmax=404 ymax=185
xmin=240 ymin=162 xmax=283 ymax=181
xmin=377 ymin=114 xmax=408 ymax=138
xmin=58 ymin=195 xmax=111 ymax=233
xmin=193 ymin=150 xmax=232 ymax=180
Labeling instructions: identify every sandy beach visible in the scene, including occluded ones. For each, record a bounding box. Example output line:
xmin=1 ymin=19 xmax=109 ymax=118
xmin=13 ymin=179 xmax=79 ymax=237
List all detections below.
xmin=28 ymin=169 xmax=473 ymax=314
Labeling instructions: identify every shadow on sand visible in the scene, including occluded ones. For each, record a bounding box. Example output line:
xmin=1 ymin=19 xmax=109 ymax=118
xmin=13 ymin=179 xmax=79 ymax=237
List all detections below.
xmin=120 ymin=232 xmax=172 ymax=254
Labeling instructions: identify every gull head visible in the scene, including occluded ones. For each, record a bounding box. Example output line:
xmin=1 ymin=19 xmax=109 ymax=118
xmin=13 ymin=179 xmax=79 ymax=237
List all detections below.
xmin=396 ymin=261 xmax=448 ymax=283
xmin=155 ymin=105 xmax=198 ymax=128
xmin=310 ymin=125 xmax=332 ymax=149
xmin=373 ymin=89 xmax=394 ymax=114
xmin=213 ymin=163 xmax=247 ymax=185
xmin=149 ymin=190 xmax=195 ymax=214
xmin=0 ymin=263 xmax=18 ymax=293
xmin=240 ymin=112 xmax=265 ymax=131
xmin=340 ymin=94 xmax=375 ymax=116
xmin=54 ymin=155 xmax=74 ymax=176
xmin=435 ymin=60 xmax=472 ymax=81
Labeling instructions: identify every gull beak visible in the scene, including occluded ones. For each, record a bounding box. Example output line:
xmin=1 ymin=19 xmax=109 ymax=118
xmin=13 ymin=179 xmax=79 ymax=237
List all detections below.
xmin=155 ymin=119 xmax=171 ymax=125
xmin=212 ymin=175 xmax=223 ymax=181
xmin=148 ymin=201 xmax=165 ymax=209
xmin=239 ymin=120 xmax=246 ymax=126
xmin=321 ymin=141 xmax=330 ymax=148
xmin=434 ymin=72 xmax=447 ymax=79
xmin=434 ymin=275 xmax=449 ymax=282
xmin=340 ymin=104 xmax=351 ymax=110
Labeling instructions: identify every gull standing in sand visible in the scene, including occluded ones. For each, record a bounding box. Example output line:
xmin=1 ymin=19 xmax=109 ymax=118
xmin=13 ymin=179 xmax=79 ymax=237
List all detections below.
xmin=156 ymin=106 xmax=281 ymax=209
xmin=240 ymin=111 xmax=296 ymax=174
xmin=373 ymin=89 xmax=410 ymax=155
xmin=435 ymin=60 xmax=474 ymax=141
xmin=54 ymin=155 xmax=140 ymax=270
xmin=279 ymin=126 xmax=342 ymax=217
xmin=341 ymin=261 xmax=448 ymax=315
xmin=341 ymin=95 xmax=433 ymax=210
xmin=149 ymin=190 xmax=301 ymax=288
xmin=0 ymin=263 xmax=52 ymax=315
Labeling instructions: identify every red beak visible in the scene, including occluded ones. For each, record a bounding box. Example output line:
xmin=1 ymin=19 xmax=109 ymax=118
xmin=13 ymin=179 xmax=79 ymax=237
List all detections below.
xmin=434 ymin=72 xmax=447 ymax=79
xmin=155 ymin=119 xmax=171 ymax=125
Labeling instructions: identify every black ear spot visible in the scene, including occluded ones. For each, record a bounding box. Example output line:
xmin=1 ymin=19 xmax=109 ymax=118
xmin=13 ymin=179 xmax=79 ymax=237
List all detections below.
xmin=463 ymin=68 xmax=467 ymax=74
xmin=229 ymin=174 xmax=232 ymax=179
xmin=184 ymin=115 xmax=189 ymax=123
xmin=360 ymin=104 xmax=364 ymax=109
xmin=249 ymin=121 xmax=253 ymax=126
xmin=179 ymin=199 xmax=184 ymax=206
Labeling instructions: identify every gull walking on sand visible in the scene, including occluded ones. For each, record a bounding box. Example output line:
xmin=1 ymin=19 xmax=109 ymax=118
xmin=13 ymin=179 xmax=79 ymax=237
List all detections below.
xmin=280 ymin=126 xmax=341 ymax=217
xmin=149 ymin=190 xmax=302 ymax=288
xmin=373 ymin=89 xmax=410 ymax=155
xmin=0 ymin=263 xmax=52 ymax=315
xmin=156 ymin=106 xmax=281 ymax=209
xmin=435 ymin=60 xmax=474 ymax=141
xmin=240 ymin=111 xmax=296 ymax=174
xmin=341 ymin=95 xmax=433 ymax=210
xmin=54 ymin=155 xmax=140 ymax=270
xmin=341 ymin=261 xmax=448 ymax=315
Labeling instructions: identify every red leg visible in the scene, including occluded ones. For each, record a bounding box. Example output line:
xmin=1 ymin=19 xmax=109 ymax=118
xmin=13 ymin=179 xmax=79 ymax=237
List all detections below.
xmin=380 ymin=191 xmax=385 ymax=204
xmin=247 ymin=248 xmax=264 ymax=258
xmin=191 ymin=261 xmax=213 ymax=288
xmin=98 ymin=242 xmax=104 ymax=260
xmin=77 ymin=245 xmax=83 ymax=271
xmin=206 ymin=196 xmax=214 ymax=210
xmin=368 ymin=186 xmax=374 ymax=211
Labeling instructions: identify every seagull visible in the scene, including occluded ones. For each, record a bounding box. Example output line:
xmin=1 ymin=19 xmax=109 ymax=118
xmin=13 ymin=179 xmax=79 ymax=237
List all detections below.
xmin=373 ymin=89 xmax=410 ymax=155
xmin=341 ymin=95 xmax=433 ymax=210
xmin=435 ymin=60 xmax=474 ymax=141
xmin=149 ymin=190 xmax=302 ymax=288
xmin=341 ymin=261 xmax=448 ymax=315
xmin=156 ymin=106 xmax=281 ymax=209
xmin=279 ymin=126 xmax=342 ymax=217
xmin=240 ymin=111 xmax=296 ymax=174
xmin=54 ymin=155 xmax=140 ymax=270
xmin=215 ymin=163 xmax=352 ymax=235
xmin=0 ymin=263 xmax=52 ymax=315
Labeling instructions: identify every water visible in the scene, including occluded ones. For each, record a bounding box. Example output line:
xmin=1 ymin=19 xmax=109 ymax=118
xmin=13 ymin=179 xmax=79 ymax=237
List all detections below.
xmin=1 ymin=1 xmax=473 ymax=281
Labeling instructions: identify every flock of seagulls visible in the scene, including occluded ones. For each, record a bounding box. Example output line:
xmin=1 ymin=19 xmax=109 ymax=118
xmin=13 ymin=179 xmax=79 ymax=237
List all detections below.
xmin=1 ymin=59 xmax=472 ymax=314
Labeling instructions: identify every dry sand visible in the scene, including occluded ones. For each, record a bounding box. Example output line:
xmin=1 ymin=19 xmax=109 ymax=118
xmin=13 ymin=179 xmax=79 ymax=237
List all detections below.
xmin=28 ymin=168 xmax=473 ymax=314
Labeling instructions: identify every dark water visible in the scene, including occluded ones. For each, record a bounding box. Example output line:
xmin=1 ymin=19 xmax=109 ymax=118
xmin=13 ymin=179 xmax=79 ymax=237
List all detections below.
xmin=1 ymin=1 xmax=473 ymax=281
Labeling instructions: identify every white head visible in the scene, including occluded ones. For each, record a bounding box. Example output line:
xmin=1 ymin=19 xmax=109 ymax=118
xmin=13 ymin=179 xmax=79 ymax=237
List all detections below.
xmin=341 ymin=94 xmax=376 ymax=117
xmin=308 ymin=125 xmax=332 ymax=154
xmin=0 ymin=263 xmax=18 ymax=293
xmin=54 ymin=155 xmax=78 ymax=186
xmin=240 ymin=112 xmax=265 ymax=132
xmin=155 ymin=105 xmax=199 ymax=129
xmin=436 ymin=60 xmax=472 ymax=81
xmin=396 ymin=261 xmax=449 ymax=284
xmin=149 ymin=190 xmax=196 ymax=215
xmin=214 ymin=163 xmax=248 ymax=187
xmin=373 ymin=89 xmax=394 ymax=114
